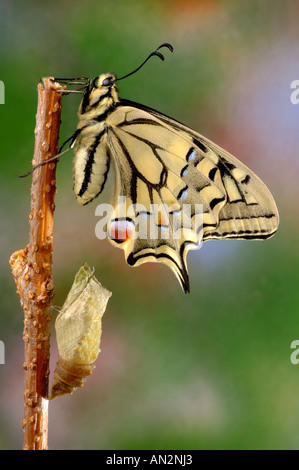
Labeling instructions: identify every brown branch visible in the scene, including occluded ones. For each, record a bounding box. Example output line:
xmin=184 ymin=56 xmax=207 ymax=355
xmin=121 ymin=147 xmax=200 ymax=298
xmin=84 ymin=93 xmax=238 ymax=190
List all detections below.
xmin=9 ymin=78 xmax=64 ymax=450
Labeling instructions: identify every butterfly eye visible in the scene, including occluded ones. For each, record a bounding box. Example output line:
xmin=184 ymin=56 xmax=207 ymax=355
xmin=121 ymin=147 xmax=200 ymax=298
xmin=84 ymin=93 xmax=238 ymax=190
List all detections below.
xmin=102 ymin=76 xmax=114 ymax=87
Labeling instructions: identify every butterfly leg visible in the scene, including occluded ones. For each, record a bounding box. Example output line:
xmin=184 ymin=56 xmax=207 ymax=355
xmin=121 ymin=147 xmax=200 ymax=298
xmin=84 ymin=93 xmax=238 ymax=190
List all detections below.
xmin=58 ymin=128 xmax=81 ymax=153
xmin=18 ymin=129 xmax=82 ymax=178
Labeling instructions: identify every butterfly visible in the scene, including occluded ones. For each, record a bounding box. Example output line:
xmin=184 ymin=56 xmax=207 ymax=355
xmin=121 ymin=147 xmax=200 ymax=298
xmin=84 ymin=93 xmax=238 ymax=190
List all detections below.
xmin=22 ymin=43 xmax=279 ymax=293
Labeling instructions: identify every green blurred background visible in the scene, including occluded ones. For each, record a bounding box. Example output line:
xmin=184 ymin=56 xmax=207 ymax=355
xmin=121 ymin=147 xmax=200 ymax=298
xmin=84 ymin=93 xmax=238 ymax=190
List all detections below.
xmin=1 ymin=0 xmax=299 ymax=450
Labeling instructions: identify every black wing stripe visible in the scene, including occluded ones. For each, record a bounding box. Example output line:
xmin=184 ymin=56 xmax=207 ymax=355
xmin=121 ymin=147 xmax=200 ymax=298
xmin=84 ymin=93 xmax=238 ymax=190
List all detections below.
xmin=210 ymin=196 xmax=226 ymax=209
xmin=208 ymin=167 xmax=218 ymax=181
xmin=193 ymin=138 xmax=209 ymax=153
xmin=118 ymin=117 xmax=161 ymax=127
xmin=205 ymin=230 xmax=276 ymax=240
xmin=126 ymin=250 xmax=190 ymax=293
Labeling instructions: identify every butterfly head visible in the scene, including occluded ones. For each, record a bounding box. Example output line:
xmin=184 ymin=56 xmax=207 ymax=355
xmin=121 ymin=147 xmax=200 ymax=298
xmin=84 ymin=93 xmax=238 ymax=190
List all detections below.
xmin=91 ymin=73 xmax=117 ymax=90
xmin=79 ymin=73 xmax=119 ymax=115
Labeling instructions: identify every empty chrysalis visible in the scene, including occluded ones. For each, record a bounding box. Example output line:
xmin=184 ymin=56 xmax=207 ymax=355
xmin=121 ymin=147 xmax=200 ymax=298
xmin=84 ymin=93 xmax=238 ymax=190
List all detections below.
xmin=49 ymin=263 xmax=112 ymax=400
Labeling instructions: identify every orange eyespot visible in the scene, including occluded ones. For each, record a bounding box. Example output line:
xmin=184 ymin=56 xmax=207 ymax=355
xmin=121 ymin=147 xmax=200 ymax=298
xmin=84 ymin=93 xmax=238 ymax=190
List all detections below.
xmin=109 ymin=219 xmax=135 ymax=242
xmin=157 ymin=211 xmax=169 ymax=227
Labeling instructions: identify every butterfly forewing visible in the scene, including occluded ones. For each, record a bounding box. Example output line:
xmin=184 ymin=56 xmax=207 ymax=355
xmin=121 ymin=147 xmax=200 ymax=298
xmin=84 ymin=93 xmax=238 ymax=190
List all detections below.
xmin=132 ymin=100 xmax=279 ymax=240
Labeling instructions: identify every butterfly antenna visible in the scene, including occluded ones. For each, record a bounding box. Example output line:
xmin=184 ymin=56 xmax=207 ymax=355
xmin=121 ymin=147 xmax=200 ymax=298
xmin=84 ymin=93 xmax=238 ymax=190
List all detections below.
xmin=116 ymin=43 xmax=174 ymax=82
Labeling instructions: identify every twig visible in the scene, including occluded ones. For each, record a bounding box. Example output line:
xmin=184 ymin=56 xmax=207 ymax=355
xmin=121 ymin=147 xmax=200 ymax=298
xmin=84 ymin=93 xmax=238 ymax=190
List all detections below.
xmin=9 ymin=78 xmax=64 ymax=450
